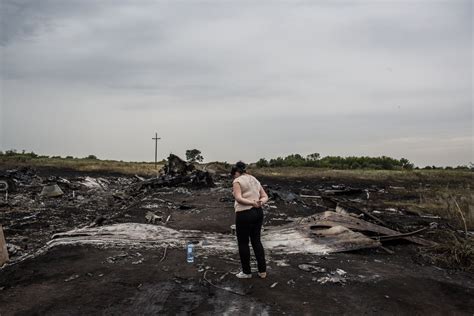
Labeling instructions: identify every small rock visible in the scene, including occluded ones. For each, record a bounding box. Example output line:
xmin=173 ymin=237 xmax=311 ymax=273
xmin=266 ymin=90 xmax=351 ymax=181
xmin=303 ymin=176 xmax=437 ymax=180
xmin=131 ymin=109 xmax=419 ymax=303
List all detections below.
xmin=298 ymin=264 xmax=314 ymax=272
xmin=40 ymin=184 xmax=64 ymax=197
xmin=65 ymin=274 xmax=80 ymax=282
xmin=335 ymin=269 xmax=347 ymax=276
xmin=298 ymin=264 xmax=326 ymax=273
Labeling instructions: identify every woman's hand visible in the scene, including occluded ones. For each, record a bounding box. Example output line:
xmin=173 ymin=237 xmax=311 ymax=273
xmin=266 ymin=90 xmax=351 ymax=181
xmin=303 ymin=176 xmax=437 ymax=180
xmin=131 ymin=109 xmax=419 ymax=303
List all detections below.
xmin=252 ymin=200 xmax=261 ymax=208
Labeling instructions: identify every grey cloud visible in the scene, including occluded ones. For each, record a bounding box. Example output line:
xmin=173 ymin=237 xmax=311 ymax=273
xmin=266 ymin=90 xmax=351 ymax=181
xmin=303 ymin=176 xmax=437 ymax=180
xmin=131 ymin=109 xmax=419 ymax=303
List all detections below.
xmin=0 ymin=0 xmax=104 ymax=45
xmin=0 ymin=0 xmax=472 ymax=166
xmin=348 ymin=1 xmax=472 ymax=51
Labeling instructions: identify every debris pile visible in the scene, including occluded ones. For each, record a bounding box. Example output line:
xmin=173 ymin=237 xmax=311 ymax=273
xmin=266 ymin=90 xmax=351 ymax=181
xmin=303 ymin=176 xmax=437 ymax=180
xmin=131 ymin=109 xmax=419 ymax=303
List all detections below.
xmin=11 ymin=209 xmax=435 ymax=267
xmin=0 ymin=168 xmax=140 ymax=258
xmin=0 ymin=161 xmax=451 ymax=270
xmin=0 ymin=155 xmax=220 ymax=262
xmin=132 ymin=154 xmax=214 ymax=192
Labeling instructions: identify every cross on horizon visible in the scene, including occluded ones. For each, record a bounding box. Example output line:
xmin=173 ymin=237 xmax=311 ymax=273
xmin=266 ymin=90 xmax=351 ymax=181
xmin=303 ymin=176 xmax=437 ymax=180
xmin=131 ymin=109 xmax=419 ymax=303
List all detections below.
xmin=152 ymin=132 xmax=161 ymax=169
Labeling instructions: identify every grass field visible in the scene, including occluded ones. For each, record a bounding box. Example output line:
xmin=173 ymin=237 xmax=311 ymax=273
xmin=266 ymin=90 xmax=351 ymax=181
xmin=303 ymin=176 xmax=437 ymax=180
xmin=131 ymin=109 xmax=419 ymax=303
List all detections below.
xmin=1 ymin=156 xmax=471 ymax=183
xmin=0 ymin=156 xmax=164 ymax=176
xmin=251 ymin=166 xmax=473 ymax=183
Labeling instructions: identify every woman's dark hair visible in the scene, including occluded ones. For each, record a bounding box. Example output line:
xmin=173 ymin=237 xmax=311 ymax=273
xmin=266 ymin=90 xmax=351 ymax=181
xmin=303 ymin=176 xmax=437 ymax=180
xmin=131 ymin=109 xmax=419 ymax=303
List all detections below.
xmin=230 ymin=161 xmax=247 ymax=176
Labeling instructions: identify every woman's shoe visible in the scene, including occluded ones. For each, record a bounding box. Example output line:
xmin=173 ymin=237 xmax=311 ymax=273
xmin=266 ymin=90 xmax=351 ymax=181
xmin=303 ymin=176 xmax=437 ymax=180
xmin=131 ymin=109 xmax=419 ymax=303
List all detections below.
xmin=258 ymin=272 xmax=267 ymax=279
xmin=236 ymin=272 xmax=252 ymax=279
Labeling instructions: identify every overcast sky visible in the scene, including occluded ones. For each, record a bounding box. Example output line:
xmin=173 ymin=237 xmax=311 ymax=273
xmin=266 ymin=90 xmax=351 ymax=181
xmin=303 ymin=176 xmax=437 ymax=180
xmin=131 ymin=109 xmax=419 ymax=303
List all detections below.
xmin=0 ymin=0 xmax=472 ymax=166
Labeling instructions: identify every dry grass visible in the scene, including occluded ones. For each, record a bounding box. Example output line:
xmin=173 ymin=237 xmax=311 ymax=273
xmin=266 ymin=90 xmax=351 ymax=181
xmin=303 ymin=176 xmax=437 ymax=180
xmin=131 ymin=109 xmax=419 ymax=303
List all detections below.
xmin=251 ymin=167 xmax=473 ymax=183
xmin=1 ymin=158 xmax=164 ymax=176
xmin=419 ymin=231 xmax=474 ymax=271
xmin=401 ymin=188 xmax=474 ymax=230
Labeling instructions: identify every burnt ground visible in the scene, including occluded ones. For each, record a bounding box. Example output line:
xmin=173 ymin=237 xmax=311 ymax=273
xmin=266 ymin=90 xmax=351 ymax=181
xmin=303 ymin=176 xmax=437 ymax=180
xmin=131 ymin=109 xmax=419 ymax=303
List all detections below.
xmin=0 ymin=167 xmax=473 ymax=315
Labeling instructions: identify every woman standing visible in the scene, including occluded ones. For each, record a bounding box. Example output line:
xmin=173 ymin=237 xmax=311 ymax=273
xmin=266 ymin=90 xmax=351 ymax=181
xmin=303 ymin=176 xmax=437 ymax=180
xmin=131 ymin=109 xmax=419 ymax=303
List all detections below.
xmin=231 ymin=161 xmax=269 ymax=279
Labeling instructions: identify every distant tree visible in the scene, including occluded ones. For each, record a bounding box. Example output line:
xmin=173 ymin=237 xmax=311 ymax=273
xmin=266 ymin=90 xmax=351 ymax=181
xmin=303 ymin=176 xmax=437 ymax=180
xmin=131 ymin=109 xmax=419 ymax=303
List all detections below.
xmin=269 ymin=157 xmax=285 ymax=167
xmin=256 ymin=158 xmax=269 ymax=168
xmin=307 ymin=153 xmax=320 ymax=161
xmin=86 ymin=155 xmax=98 ymax=160
xmin=350 ymin=162 xmax=361 ymax=169
xmin=65 ymin=156 xmax=74 ymax=159
xmin=185 ymin=149 xmax=203 ymax=162
xmin=400 ymin=158 xmax=414 ymax=170
xmin=5 ymin=149 xmax=17 ymax=156
xmin=283 ymin=154 xmax=306 ymax=167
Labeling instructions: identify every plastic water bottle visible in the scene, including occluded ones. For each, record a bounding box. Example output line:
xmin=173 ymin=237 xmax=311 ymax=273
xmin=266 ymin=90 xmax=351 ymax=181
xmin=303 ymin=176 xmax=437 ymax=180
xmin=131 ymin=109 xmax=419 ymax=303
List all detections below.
xmin=187 ymin=243 xmax=194 ymax=263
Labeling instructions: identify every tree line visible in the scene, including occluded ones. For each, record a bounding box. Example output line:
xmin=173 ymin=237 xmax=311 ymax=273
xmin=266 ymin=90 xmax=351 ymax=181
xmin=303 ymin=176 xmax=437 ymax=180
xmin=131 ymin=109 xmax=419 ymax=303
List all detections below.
xmin=255 ymin=153 xmax=472 ymax=171
xmin=0 ymin=150 xmax=97 ymax=160
xmin=1 ymin=149 xmax=471 ymax=171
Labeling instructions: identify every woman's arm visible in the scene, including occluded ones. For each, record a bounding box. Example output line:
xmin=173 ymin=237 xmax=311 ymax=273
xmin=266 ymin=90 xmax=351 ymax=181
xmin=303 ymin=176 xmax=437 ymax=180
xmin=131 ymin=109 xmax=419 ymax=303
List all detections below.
xmin=258 ymin=186 xmax=269 ymax=205
xmin=233 ymin=182 xmax=259 ymax=207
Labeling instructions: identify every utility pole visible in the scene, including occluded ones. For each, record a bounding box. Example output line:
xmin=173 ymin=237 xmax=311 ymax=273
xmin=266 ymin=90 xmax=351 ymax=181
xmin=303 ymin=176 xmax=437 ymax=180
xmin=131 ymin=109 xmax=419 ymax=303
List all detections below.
xmin=152 ymin=132 xmax=161 ymax=169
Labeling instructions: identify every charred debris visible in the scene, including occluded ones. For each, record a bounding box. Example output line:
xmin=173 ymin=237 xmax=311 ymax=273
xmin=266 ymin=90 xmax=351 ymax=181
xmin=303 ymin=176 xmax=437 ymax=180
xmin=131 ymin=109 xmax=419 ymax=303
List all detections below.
xmin=0 ymin=154 xmax=466 ymax=270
